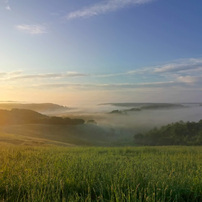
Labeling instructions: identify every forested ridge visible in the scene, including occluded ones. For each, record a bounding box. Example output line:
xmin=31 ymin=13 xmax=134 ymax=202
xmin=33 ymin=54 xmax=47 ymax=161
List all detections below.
xmin=134 ymin=120 xmax=202 ymax=145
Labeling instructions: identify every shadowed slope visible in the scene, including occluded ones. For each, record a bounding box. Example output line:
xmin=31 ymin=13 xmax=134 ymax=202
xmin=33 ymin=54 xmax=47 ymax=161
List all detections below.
xmin=0 ymin=124 xmax=116 ymax=146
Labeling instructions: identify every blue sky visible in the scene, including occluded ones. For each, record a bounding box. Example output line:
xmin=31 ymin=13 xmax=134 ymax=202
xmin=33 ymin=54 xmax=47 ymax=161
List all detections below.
xmin=1 ymin=0 xmax=202 ymax=105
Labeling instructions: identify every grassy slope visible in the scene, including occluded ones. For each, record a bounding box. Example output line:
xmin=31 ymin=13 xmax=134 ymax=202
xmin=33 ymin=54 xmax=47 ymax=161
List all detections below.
xmin=0 ymin=131 xmax=74 ymax=146
xmin=0 ymin=145 xmax=201 ymax=201
xmin=0 ymin=124 xmax=115 ymax=146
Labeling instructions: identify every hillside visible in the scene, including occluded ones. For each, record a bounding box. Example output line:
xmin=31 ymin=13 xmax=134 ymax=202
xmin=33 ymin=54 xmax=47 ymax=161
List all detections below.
xmin=0 ymin=108 xmax=135 ymax=146
xmin=0 ymin=102 xmax=69 ymax=115
xmin=0 ymin=109 xmax=84 ymax=125
xmin=0 ymin=123 xmax=119 ymax=146
xmin=0 ymin=108 xmax=114 ymax=146
xmin=0 ymin=108 xmax=133 ymax=146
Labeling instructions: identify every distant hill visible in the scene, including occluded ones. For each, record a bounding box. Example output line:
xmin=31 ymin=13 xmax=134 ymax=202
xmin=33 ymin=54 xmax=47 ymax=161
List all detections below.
xmin=107 ymin=103 xmax=186 ymax=114
xmin=109 ymin=110 xmax=127 ymax=115
xmin=104 ymin=103 xmax=185 ymax=109
xmin=0 ymin=109 xmax=84 ymax=125
xmin=0 ymin=103 xmax=69 ymax=115
xmin=134 ymin=120 xmax=202 ymax=145
xmin=109 ymin=108 xmax=141 ymax=114
xmin=140 ymin=103 xmax=185 ymax=110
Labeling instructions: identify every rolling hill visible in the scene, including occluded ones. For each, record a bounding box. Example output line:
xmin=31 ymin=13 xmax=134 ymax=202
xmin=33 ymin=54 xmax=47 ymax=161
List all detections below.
xmin=0 ymin=102 xmax=69 ymax=115
xmin=0 ymin=109 xmax=84 ymax=125
xmin=0 ymin=109 xmax=117 ymax=146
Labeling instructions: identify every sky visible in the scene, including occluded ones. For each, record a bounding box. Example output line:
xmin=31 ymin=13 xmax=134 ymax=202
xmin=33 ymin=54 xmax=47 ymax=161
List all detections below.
xmin=1 ymin=0 xmax=202 ymax=106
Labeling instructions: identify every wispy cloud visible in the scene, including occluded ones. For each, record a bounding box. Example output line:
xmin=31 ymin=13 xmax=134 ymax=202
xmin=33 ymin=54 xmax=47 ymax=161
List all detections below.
xmin=4 ymin=0 xmax=11 ymax=11
xmin=0 ymin=71 xmax=22 ymax=79
xmin=16 ymin=24 xmax=47 ymax=35
xmin=5 ymin=5 xmax=11 ymax=11
xmin=177 ymin=76 xmax=202 ymax=84
xmin=2 ymin=57 xmax=202 ymax=93
xmin=93 ymin=57 xmax=202 ymax=88
xmin=6 ymin=72 xmax=88 ymax=81
xmin=35 ymin=81 xmax=181 ymax=91
xmin=93 ymin=58 xmax=202 ymax=79
xmin=66 ymin=0 xmax=154 ymax=19
xmin=9 ymin=71 xmax=23 ymax=76
xmin=154 ymin=58 xmax=202 ymax=73
xmin=0 ymin=72 xmax=7 ymax=78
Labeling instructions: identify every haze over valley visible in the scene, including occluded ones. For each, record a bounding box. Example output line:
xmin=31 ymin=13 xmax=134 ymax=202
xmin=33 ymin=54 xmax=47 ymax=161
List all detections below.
xmin=0 ymin=102 xmax=202 ymax=146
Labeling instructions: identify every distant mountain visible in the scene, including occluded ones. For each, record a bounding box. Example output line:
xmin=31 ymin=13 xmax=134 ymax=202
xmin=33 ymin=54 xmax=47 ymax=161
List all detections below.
xmin=0 ymin=103 xmax=69 ymax=114
xmin=0 ymin=109 xmax=84 ymax=125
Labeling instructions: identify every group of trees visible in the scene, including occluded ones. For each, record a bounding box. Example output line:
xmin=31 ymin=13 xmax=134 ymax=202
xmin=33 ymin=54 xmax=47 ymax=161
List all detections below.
xmin=134 ymin=120 xmax=202 ymax=145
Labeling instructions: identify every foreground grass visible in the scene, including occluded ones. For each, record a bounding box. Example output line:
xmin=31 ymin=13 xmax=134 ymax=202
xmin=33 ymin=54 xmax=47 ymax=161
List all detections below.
xmin=0 ymin=145 xmax=201 ymax=201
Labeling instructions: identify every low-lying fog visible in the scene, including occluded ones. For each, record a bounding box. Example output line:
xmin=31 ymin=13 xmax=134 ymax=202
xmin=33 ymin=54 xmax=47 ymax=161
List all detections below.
xmin=1 ymin=102 xmax=201 ymax=146
xmin=51 ymin=103 xmax=202 ymax=145
xmin=64 ymin=103 xmax=202 ymax=129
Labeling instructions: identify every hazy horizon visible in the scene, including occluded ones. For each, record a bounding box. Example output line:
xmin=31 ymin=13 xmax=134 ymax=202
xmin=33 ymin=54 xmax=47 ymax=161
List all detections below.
xmin=0 ymin=101 xmax=202 ymax=147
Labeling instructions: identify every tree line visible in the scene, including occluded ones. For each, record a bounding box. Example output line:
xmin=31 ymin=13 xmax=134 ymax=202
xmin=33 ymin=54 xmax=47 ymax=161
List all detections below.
xmin=134 ymin=120 xmax=202 ymax=145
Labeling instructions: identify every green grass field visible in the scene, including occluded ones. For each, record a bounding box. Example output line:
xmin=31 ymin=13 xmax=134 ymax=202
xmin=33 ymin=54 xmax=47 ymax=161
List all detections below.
xmin=0 ymin=145 xmax=201 ymax=201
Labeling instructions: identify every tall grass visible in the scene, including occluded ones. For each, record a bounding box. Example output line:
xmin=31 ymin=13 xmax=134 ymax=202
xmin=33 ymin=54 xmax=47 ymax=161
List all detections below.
xmin=0 ymin=145 xmax=201 ymax=201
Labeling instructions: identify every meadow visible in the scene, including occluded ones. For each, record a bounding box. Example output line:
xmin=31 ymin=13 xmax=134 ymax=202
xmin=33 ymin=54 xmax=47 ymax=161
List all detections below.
xmin=0 ymin=145 xmax=201 ymax=201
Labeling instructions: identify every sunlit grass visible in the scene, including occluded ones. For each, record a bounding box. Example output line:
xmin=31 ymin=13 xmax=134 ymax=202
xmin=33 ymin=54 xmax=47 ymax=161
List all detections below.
xmin=0 ymin=145 xmax=201 ymax=201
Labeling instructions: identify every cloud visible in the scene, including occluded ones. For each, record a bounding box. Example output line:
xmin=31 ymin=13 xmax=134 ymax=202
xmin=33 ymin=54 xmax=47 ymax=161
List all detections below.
xmin=5 ymin=5 xmax=11 ymax=11
xmin=127 ymin=68 xmax=153 ymax=75
xmin=94 ymin=72 xmax=126 ymax=78
xmin=0 ymin=71 xmax=22 ymax=79
xmin=154 ymin=58 xmax=202 ymax=73
xmin=0 ymin=72 xmax=7 ymax=78
xmin=177 ymin=76 xmax=202 ymax=84
xmin=16 ymin=24 xmax=47 ymax=35
xmin=2 ymin=57 xmax=202 ymax=93
xmin=9 ymin=71 xmax=23 ymax=76
xmin=66 ymin=0 xmax=154 ymax=19
xmin=92 ymin=58 xmax=202 ymax=79
xmin=35 ymin=81 xmax=179 ymax=91
xmin=3 ymin=0 xmax=11 ymax=11
xmin=94 ymin=67 xmax=153 ymax=78
xmin=7 ymin=72 xmax=88 ymax=81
